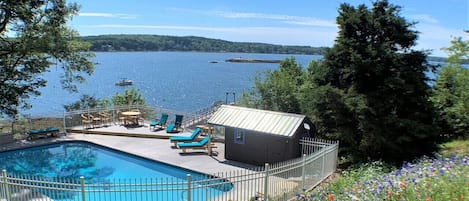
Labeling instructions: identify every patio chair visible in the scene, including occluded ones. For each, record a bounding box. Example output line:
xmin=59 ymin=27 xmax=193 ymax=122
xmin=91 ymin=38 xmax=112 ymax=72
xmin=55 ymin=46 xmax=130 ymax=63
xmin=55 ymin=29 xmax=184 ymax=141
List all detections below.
xmin=166 ymin=114 xmax=184 ymax=133
xmin=176 ymin=136 xmax=217 ymax=155
xmin=81 ymin=114 xmax=93 ymax=129
xmin=27 ymin=127 xmax=60 ymax=140
xmin=99 ymin=111 xmax=111 ymax=127
xmin=169 ymin=128 xmax=201 ymax=147
xmin=90 ymin=114 xmax=101 ymax=128
xmin=149 ymin=113 xmax=168 ymax=131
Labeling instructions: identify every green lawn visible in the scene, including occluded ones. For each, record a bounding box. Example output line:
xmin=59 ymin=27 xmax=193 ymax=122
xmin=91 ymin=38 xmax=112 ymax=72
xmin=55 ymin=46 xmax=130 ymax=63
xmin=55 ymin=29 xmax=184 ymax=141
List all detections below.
xmin=439 ymin=140 xmax=469 ymax=157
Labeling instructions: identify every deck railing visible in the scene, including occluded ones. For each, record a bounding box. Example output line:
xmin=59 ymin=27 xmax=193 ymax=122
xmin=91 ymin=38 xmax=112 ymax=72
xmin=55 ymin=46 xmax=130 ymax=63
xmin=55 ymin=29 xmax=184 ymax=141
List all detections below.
xmin=182 ymin=101 xmax=223 ymax=128
xmin=64 ymin=105 xmax=194 ymax=131
xmin=0 ymin=138 xmax=338 ymax=201
xmin=63 ymin=103 xmax=226 ymax=134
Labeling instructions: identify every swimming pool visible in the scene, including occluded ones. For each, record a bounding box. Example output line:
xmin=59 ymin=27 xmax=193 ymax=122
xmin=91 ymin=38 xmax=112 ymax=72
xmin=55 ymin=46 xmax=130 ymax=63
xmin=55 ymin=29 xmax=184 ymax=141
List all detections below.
xmin=0 ymin=141 xmax=232 ymax=200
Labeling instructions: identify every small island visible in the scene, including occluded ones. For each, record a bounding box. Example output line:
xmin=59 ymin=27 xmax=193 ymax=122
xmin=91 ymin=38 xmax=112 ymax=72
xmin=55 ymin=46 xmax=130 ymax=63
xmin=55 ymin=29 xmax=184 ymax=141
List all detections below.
xmin=225 ymin=58 xmax=282 ymax=63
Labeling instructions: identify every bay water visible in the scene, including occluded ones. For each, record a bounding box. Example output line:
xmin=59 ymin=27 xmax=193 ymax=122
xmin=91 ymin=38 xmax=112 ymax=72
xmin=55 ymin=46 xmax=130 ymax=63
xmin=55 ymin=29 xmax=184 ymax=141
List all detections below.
xmin=27 ymin=52 xmax=319 ymax=116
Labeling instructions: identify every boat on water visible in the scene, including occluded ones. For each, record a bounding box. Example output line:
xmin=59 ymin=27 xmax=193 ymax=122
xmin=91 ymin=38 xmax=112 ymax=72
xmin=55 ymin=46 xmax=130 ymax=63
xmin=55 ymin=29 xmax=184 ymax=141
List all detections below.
xmin=115 ymin=78 xmax=133 ymax=86
xmin=209 ymin=61 xmax=219 ymax=63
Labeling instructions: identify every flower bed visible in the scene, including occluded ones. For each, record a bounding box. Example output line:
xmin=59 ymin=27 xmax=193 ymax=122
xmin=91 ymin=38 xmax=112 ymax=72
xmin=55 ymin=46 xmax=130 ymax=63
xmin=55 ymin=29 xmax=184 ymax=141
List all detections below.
xmin=295 ymin=155 xmax=469 ymax=201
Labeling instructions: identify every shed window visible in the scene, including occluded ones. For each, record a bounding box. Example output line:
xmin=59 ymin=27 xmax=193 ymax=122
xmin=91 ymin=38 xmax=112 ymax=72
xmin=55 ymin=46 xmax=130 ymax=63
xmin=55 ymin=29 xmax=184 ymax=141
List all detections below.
xmin=234 ymin=129 xmax=245 ymax=144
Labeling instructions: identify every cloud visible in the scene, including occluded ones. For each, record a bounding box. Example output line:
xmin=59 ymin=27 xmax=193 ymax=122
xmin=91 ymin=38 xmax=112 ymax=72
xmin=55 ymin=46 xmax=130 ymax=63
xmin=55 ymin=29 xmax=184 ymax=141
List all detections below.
xmin=168 ymin=8 xmax=336 ymax=28
xmin=408 ymin=14 xmax=439 ymax=24
xmin=78 ymin=12 xmax=137 ymax=19
xmin=413 ymin=23 xmax=466 ymax=56
xmin=417 ymin=24 xmax=464 ymax=40
xmin=85 ymin=24 xmax=241 ymax=32
xmin=214 ymin=11 xmax=337 ymax=28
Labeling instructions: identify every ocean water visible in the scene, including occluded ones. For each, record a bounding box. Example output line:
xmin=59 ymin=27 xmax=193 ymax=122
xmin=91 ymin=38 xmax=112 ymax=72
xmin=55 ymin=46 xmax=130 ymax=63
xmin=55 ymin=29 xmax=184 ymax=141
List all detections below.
xmin=27 ymin=52 xmax=320 ymax=116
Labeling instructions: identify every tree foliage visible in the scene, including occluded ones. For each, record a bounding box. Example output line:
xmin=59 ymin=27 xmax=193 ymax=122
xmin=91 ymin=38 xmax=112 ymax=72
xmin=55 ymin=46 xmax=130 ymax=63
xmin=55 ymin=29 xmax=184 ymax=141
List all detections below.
xmin=63 ymin=95 xmax=99 ymax=112
xmin=64 ymin=89 xmax=146 ymax=112
xmin=239 ymin=57 xmax=305 ymax=114
xmin=431 ymin=37 xmax=469 ymax=138
xmin=111 ymin=88 xmax=145 ymax=107
xmin=82 ymin=34 xmax=326 ymax=55
xmin=241 ymin=0 xmax=440 ymax=164
xmin=309 ymin=0 xmax=439 ymax=163
xmin=0 ymin=0 xmax=94 ymax=117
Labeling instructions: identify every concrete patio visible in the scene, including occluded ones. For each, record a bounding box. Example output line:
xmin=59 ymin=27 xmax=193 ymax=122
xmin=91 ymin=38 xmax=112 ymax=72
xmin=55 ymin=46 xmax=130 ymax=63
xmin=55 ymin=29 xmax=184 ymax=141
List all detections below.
xmin=2 ymin=124 xmax=256 ymax=176
xmin=0 ymin=121 xmax=337 ymax=201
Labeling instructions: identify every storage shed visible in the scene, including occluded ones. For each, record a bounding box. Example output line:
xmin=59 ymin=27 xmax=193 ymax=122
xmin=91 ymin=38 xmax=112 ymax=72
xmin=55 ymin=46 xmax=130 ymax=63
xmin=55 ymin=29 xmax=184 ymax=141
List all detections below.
xmin=208 ymin=105 xmax=315 ymax=166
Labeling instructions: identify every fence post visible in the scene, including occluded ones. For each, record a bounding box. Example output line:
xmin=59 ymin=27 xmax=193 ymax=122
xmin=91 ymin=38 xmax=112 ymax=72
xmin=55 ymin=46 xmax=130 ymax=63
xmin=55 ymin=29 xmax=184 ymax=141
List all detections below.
xmin=187 ymin=174 xmax=191 ymax=201
xmin=1 ymin=170 xmax=11 ymax=201
xmin=63 ymin=110 xmax=67 ymax=135
xmin=301 ymin=154 xmax=306 ymax=189
xmin=264 ymin=163 xmax=269 ymax=201
xmin=321 ymin=148 xmax=326 ymax=177
xmin=80 ymin=176 xmax=86 ymax=201
xmin=333 ymin=142 xmax=339 ymax=171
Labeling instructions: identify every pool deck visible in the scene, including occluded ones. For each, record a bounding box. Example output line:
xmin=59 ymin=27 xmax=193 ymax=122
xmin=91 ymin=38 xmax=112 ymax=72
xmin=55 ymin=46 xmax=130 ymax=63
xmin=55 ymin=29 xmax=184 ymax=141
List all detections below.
xmin=1 ymin=125 xmax=297 ymax=201
xmin=65 ymin=133 xmax=257 ymax=174
xmin=2 ymin=125 xmax=257 ymax=175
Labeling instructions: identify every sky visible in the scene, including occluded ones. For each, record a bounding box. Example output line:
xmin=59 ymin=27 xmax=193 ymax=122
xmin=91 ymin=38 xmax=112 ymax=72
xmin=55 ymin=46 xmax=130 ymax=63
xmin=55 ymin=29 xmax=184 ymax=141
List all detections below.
xmin=69 ymin=0 xmax=468 ymax=56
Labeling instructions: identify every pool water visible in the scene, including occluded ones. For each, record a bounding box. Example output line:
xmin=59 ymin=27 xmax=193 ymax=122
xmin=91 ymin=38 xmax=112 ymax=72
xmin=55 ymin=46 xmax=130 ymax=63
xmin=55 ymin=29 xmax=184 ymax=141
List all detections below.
xmin=0 ymin=141 xmax=232 ymax=200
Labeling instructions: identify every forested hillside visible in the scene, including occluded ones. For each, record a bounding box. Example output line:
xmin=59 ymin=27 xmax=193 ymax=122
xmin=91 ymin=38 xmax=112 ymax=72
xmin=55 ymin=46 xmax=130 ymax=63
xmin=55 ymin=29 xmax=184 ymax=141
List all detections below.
xmin=81 ymin=34 xmax=326 ymax=54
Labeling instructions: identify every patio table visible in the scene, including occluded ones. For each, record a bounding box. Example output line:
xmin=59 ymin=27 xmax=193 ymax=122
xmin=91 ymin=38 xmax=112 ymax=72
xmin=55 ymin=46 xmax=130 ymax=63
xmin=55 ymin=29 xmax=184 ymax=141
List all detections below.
xmin=121 ymin=111 xmax=141 ymax=126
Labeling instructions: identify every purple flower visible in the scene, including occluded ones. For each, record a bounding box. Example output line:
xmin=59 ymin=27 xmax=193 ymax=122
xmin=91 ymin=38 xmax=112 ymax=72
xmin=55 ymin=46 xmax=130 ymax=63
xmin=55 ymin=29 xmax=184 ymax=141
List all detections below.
xmin=395 ymin=169 xmax=402 ymax=176
xmin=403 ymin=162 xmax=413 ymax=169
xmin=439 ymin=169 xmax=444 ymax=176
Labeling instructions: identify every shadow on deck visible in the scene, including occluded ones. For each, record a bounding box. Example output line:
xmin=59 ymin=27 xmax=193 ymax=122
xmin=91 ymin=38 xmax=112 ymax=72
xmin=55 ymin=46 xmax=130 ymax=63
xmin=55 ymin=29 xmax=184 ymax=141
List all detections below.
xmin=68 ymin=123 xmax=188 ymax=139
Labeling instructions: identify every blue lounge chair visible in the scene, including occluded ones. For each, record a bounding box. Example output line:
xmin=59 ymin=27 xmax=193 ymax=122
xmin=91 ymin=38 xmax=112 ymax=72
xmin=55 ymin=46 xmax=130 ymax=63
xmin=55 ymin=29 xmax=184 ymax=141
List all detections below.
xmin=166 ymin=114 xmax=184 ymax=133
xmin=149 ymin=113 xmax=168 ymax=131
xmin=169 ymin=128 xmax=201 ymax=146
xmin=27 ymin=127 xmax=60 ymax=140
xmin=176 ymin=136 xmax=216 ymax=155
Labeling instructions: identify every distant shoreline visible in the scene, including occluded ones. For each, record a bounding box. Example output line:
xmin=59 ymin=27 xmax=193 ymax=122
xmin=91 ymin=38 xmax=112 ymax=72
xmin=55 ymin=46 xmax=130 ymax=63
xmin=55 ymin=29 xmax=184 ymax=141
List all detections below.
xmin=82 ymin=34 xmax=325 ymax=55
xmin=81 ymin=33 xmax=452 ymax=63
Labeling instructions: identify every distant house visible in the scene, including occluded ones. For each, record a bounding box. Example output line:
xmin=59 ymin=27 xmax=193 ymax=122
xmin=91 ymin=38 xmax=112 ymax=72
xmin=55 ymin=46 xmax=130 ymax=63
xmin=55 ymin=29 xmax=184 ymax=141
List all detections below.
xmin=208 ymin=105 xmax=315 ymax=166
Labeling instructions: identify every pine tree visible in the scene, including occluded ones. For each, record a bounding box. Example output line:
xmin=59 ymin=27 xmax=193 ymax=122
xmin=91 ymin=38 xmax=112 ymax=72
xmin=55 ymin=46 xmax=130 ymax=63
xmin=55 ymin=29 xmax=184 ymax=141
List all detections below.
xmin=431 ymin=37 xmax=469 ymax=138
xmin=310 ymin=0 xmax=439 ymax=163
xmin=239 ymin=57 xmax=305 ymax=114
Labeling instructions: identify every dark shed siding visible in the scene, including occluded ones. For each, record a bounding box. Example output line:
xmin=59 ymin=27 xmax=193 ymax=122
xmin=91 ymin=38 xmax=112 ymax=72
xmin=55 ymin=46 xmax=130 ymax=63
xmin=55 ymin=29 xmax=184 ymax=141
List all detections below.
xmin=224 ymin=126 xmax=307 ymax=166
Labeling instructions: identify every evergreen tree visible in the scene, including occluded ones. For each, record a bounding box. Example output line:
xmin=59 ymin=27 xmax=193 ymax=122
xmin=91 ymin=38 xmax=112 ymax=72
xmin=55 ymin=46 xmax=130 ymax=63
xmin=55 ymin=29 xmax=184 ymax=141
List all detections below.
xmin=431 ymin=37 xmax=469 ymax=138
xmin=0 ymin=0 xmax=94 ymax=117
xmin=111 ymin=89 xmax=145 ymax=106
xmin=309 ymin=0 xmax=439 ymax=163
xmin=239 ymin=57 xmax=305 ymax=114
xmin=63 ymin=95 xmax=99 ymax=112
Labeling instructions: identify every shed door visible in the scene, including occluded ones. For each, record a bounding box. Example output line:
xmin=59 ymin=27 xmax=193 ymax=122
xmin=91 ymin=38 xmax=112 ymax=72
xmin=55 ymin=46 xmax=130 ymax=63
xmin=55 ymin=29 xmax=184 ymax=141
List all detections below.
xmin=267 ymin=139 xmax=286 ymax=163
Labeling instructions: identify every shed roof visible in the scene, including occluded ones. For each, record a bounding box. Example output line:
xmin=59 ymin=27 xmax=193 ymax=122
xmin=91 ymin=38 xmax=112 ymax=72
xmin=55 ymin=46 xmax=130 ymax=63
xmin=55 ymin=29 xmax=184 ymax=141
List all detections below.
xmin=207 ymin=105 xmax=306 ymax=137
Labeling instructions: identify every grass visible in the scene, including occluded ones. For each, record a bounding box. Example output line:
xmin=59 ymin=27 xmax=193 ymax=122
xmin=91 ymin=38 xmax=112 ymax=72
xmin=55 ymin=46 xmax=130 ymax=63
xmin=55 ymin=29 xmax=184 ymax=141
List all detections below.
xmin=295 ymin=139 xmax=469 ymax=201
xmin=439 ymin=139 xmax=469 ymax=157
